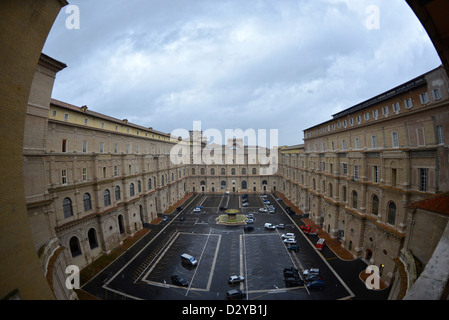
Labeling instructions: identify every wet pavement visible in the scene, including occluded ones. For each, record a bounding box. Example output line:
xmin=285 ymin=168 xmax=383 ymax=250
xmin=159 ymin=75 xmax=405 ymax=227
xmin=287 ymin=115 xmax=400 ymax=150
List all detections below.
xmin=81 ymin=192 xmax=391 ymax=301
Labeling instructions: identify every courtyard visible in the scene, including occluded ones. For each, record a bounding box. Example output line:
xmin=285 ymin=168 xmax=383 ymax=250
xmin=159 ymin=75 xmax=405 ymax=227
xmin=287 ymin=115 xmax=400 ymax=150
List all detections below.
xmin=80 ymin=193 xmax=391 ymax=300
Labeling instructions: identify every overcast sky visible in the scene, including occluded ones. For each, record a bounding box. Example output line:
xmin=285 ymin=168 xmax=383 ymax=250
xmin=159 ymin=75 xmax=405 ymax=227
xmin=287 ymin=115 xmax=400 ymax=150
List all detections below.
xmin=43 ymin=0 xmax=442 ymax=147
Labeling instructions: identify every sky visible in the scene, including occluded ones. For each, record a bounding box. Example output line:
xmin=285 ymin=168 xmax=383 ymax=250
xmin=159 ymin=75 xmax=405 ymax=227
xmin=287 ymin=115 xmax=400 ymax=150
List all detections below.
xmin=42 ymin=0 xmax=442 ymax=147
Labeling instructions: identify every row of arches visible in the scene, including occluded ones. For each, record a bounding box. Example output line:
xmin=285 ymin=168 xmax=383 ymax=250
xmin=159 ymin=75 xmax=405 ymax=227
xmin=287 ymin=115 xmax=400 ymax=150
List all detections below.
xmin=193 ymin=167 xmax=259 ymax=175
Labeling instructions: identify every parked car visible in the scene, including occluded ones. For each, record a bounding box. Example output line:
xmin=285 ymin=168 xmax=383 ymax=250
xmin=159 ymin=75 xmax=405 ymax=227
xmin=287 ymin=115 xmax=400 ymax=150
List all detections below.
xmin=285 ymin=276 xmax=304 ymax=287
xmin=283 ymin=267 xmax=299 ymax=278
xmin=226 ymin=289 xmax=246 ymax=300
xmin=284 ymin=238 xmax=297 ymax=244
xmin=304 ymin=273 xmax=322 ymax=282
xmin=225 ymin=191 xmax=230 ymax=195
xmin=264 ymin=223 xmax=276 ymax=230
xmin=306 ymin=280 xmax=325 ymax=290
xmin=263 ymin=200 xmax=270 ymax=204
xmin=268 ymin=208 xmax=275 ymax=213
xmin=246 ymin=214 xmax=254 ymax=219
xmin=246 ymin=218 xmax=254 ymax=224
xmin=171 ymin=275 xmax=188 ymax=287
xmin=276 ymin=224 xmax=285 ymax=229
xmin=228 ymin=275 xmax=245 ymax=285
xmin=243 ymin=226 xmax=254 ymax=232
xmin=193 ymin=207 xmax=201 ymax=212
xmin=316 ymin=238 xmax=325 ymax=250
xmin=287 ymin=244 xmax=299 ymax=252
xmin=242 ymin=202 xmax=249 ymax=207
xmin=282 ymin=233 xmax=295 ymax=239
xmin=242 ymin=194 xmax=248 ymax=199
xmin=177 ymin=206 xmax=183 ymax=211
xmin=259 ymin=208 xmax=267 ymax=213
xmin=303 ymin=268 xmax=320 ymax=277
xmin=163 ymin=216 xmax=168 ymax=222
xmin=305 ymin=229 xmax=317 ymax=236
xmin=300 ymin=225 xmax=311 ymax=231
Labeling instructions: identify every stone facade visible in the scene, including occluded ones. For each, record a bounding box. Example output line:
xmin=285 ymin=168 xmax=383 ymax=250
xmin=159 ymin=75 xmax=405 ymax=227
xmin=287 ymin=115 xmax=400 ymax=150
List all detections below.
xmin=277 ymin=65 xmax=449 ymax=289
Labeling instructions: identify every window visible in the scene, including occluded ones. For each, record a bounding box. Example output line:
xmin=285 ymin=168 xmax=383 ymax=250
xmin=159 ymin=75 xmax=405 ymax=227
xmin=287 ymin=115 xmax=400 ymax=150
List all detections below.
xmin=231 ymin=168 xmax=236 ymax=175
xmin=241 ymin=168 xmax=245 ymax=175
xmin=130 ymin=183 xmax=135 ymax=196
xmin=387 ymin=202 xmax=396 ymax=225
xmin=342 ymin=186 xmax=347 ymax=202
xmin=61 ymin=169 xmax=67 ymax=185
xmin=349 ymin=118 xmax=354 ymax=126
xmin=114 ymin=165 xmax=118 ymax=177
xmin=252 ymin=168 xmax=257 ymax=175
xmin=419 ymin=92 xmax=429 ymax=104
xmin=88 ymin=228 xmax=98 ymax=249
xmin=115 ymin=185 xmax=121 ymax=200
xmin=100 ymin=142 xmax=104 ymax=153
xmin=419 ymin=168 xmax=428 ymax=191
xmin=101 ymin=122 xmax=104 ymax=129
xmin=329 ymin=183 xmax=333 ymax=198
xmin=83 ymin=193 xmax=92 ymax=212
xmin=64 ymin=113 xmax=69 ymax=121
xmin=82 ymin=140 xmax=87 ymax=153
xmin=211 ymin=168 xmax=216 ymax=175
xmin=356 ymin=115 xmax=362 ymax=124
xmin=84 ymin=118 xmax=88 ymax=125
xmin=342 ymin=140 xmax=346 ymax=150
xmin=342 ymin=163 xmax=348 ymax=174
xmin=148 ymin=178 xmax=152 ymax=190
xmin=352 ymin=191 xmax=358 ymax=209
xmin=200 ymin=168 xmax=205 ymax=175
xmin=355 ymin=137 xmax=360 ymax=150
xmin=63 ymin=197 xmax=73 ymax=218
xmin=392 ymin=168 xmax=397 ymax=187
xmin=354 ymin=165 xmax=358 ymax=181
xmin=432 ymin=88 xmax=442 ymax=100
xmin=62 ymin=139 xmax=67 ymax=152
xmin=69 ymin=237 xmax=81 ymax=257
xmin=392 ymin=102 xmax=400 ymax=113
xmin=331 ymin=141 xmax=335 ymax=150
xmin=404 ymin=98 xmax=413 ymax=109
xmin=372 ymin=109 xmax=379 ymax=119
xmin=437 ymin=125 xmax=444 ymax=144
xmin=382 ymin=106 xmax=389 ymax=116
xmin=372 ymin=195 xmax=379 ymax=215
xmin=392 ymin=132 xmax=399 ymax=148
xmin=114 ymin=143 xmax=118 ymax=154
xmin=373 ymin=166 xmax=379 ymax=183
xmin=138 ymin=180 xmax=141 ymax=193
xmin=104 ymin=189 xmax=111 ymax=207
xmin=371 ymin=135 xmax=377 ymax=148
xmin=82 ymin=168 xmax=87 ymax=181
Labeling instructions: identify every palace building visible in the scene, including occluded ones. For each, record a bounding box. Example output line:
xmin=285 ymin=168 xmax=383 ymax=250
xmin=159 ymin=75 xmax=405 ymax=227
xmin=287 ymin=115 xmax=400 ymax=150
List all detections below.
xmin=277 ymin=65 xmax=449 ymax=298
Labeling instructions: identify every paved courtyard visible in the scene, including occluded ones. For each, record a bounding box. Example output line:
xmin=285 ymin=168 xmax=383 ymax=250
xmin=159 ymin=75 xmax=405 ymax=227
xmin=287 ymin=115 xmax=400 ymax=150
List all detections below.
xmin=80 ymin=193 xmax=391 ymax=300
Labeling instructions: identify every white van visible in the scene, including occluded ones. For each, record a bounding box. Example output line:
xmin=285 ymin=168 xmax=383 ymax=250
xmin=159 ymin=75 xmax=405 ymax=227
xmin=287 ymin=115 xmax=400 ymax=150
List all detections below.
xmin=264 ymin=223 xmax=275 ymax=230
xmin=181 ymin=253 xmax=198 ymax=266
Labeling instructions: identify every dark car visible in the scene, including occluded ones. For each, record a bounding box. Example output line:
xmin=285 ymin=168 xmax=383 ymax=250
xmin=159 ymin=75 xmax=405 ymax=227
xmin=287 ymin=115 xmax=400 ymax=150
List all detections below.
xmin=304 ymin=274 xmax=322 ymax=282
xmin=177 ymin=206 xmax=184 ymax=211
xmin=171 ymin=275 xmax=188 ymax=287
xmin=226 ymin=289 xmax=246 ymax=300
xmin=283 ymin=267 xmax=300 ymax=279
xmin=307 ymin=280 xmax=325 ymax=290
xmin=285 ymin=277 xmax=304 ymax=287
xmin=243 ymin=226 xmax=254 ymax=232
xmin=219 ymin=206 xmax=227 ymax=211
xmin=287 ymin=244 xmax=299 ymax=252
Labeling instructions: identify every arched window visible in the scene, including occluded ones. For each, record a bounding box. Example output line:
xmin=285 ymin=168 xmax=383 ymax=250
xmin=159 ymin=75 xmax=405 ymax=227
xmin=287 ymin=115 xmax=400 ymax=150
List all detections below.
xmin=252 ymin=168 xmax=257 ymax=175
xmin=242 ymin=180 xmax=247 ymax=189
xmin=242 ymin=168 xmax=246 ymax=175
xmin=83 ymin=193 xmax=92 ymax=212
xmin=115 ymin=185 xmax=121 ymax=200
xmin=387 ymin=201 xmax=396 ymax=225
xmin=88 ymin=228 xmax=98 ymax=249
xmin=372 ymin=195 xmax=379 ymax=215
xmin=130 ymin=183 xmax=135 ymax=196
xmin=211 ymin=168 xmax=215 ymax=175
xmin=221 ymin=168 xmax=226 ymax=175
xmin=221 ymin=180 xmax=226 ymax=189
xmin=148 ymin=178 xmax=152 ymax=190
xmin=118 ymin=215 xmax=125 ymax=234
xmin=352 ymin=190 xmax=358 ymax=208
xmin=69 ymin=236 xmax=81 ymax=257
xmin=191 ymin=168 xmax=195 ymax=175
xmin=200 ymin=168 xmax=205 ymax=175
xmin=161 ymin=175 xmax=165 ymax=186
xmin=231 ymin=168 xmax=236 ymax=175
xmin=63 ymin=197 xmax=73 ymax=218
xmin=104 ymin=189 xmax=111 ymax=206
xmin=171 ymin=172 xmax=174 ymax=181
